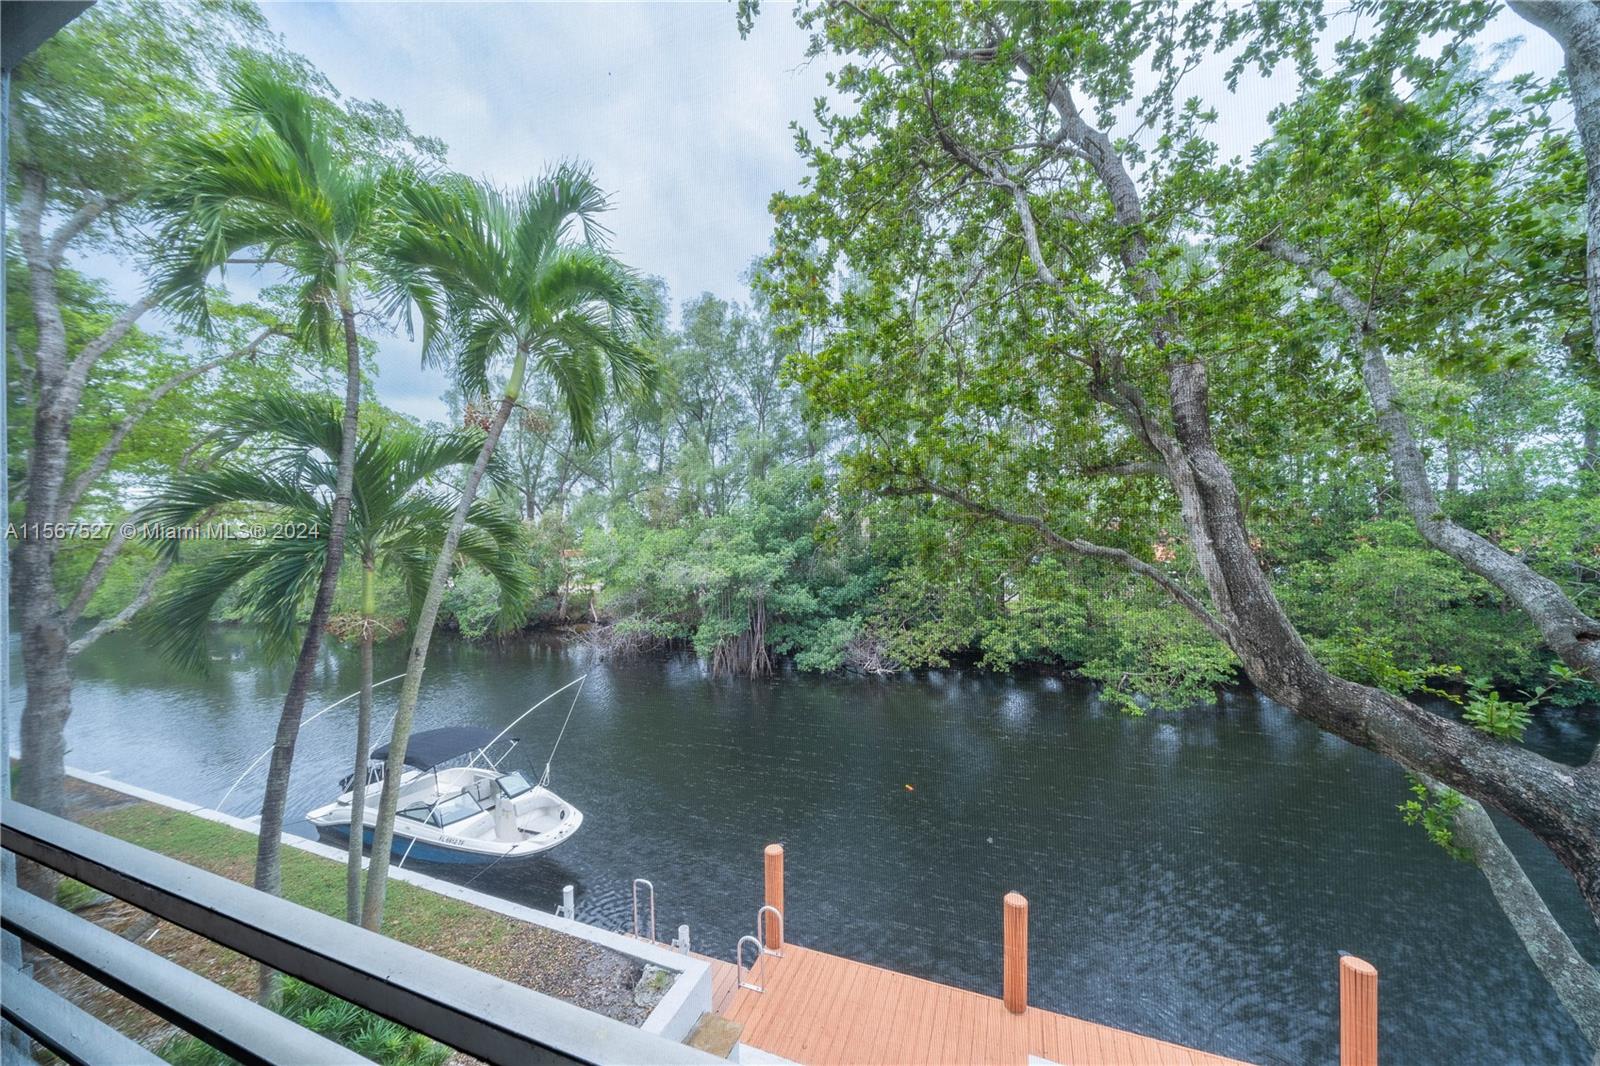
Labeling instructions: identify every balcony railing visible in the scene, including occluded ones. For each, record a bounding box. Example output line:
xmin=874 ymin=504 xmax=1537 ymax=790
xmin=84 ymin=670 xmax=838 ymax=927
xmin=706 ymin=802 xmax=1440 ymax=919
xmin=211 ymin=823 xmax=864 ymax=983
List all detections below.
xmin=0 ymin=801 xmax=717 ymax=1065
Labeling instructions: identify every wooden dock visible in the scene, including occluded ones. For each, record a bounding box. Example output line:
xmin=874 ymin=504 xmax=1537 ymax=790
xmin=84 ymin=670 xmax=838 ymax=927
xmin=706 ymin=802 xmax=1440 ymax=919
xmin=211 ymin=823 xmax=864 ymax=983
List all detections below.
xmin=690 ymin=945 xmax=1249 ymax=1066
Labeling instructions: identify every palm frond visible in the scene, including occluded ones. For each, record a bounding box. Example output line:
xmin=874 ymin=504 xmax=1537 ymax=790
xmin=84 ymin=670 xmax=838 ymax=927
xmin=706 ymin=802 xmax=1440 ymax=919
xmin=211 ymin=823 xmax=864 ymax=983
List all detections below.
xmin=452 ymin=528 xmax=533 ymax=634
xmin=232 ymin=536 xmax=329 ymax=654
xmin=226 ymin=62 xmax=338 ymax=196
xmin=520 ymin=161 xmax=612 ymax=251
xmin=139 ymin=542 xmax=311 ymax=672
xmin=215 ymin=392 xmax=344 ymax=456
xmin=383 ymin=165 xmax=654 ymax=448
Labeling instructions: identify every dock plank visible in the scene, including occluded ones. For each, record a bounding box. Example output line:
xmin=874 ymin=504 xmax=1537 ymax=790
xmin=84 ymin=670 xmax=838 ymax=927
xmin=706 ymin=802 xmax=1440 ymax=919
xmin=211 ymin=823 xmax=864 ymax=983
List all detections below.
xmin=903 ymin=972 xmax=944 ymax=1066
xmin=813 ymin=948 xmax=870 ymax=1066
xmin=921 ymin=981 xmax=956 ymax=1066
xmin=699 ymin=939 xmax=1249 ymax=1066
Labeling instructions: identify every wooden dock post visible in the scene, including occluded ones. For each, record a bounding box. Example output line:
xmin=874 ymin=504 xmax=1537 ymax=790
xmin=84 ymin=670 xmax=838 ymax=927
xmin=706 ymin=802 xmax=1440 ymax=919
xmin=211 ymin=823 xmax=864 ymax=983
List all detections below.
xmin=1339 ymin=954 xmax=1378 ymax=1066
xmin=764 ymin=844 xmax=784 ymax=950
xmin=1003 ymin=891 xmax=1028 ymax=1014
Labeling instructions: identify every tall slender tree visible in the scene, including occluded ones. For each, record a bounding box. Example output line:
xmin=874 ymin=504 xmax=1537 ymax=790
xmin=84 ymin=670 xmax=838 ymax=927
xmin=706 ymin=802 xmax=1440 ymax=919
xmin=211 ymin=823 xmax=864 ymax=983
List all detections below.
xmin=6 ymin=0 xmax=293 ymax=858
xmin=151 ymin=65 xmax=398 ymax=990
xmin=358 ymin=165 xmax=653 ymax=930
xmin=139 ymin=393 xmax=528 ymax=923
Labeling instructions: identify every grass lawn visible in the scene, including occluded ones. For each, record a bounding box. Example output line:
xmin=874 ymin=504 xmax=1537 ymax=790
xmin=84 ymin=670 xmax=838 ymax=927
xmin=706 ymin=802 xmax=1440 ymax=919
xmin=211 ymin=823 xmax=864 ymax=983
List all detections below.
xmin=77 ymin=802 xmax=530 ymax=970
xmin=45 ymin=780 xmax=654 ymax=1040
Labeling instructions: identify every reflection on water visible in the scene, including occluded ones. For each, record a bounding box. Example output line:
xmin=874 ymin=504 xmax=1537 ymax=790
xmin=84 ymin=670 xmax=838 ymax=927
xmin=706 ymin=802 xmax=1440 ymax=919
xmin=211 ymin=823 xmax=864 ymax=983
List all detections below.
xmin=11 ymin=629 xmax=1598 ymax=1064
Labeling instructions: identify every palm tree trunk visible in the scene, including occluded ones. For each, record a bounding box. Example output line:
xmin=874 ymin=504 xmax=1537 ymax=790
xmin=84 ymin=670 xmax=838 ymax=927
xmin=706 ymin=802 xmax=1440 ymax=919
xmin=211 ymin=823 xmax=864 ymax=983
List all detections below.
xmin=253 ymin=293 xmax=361 ymax=999
xmin=347 ymin=561 xmax=376 ymax=923
xmin=360 ymin=348 xmax=528 ymax=931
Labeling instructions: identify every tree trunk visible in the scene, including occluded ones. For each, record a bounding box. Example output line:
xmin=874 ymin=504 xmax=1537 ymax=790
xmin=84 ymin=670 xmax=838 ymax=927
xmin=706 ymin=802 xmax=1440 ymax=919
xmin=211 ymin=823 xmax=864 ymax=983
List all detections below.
xmin=1510 ymin=0 xmax=1600 ymax=365
xmin=360 ymin=347 xmax=528 ymax=932
xmin=252 ymin=295 xmax=361 ymax=1001
xmin=12 ymin=307 xmax=77 ymax=898
xmin=12 ymin=544 xmax=68 ymax=812
xmin=1161 ymin=352 xmax=1600 ymax=929
xmin=346 ymin=562 xmax=376 ymax=924
xmin=13 ymin=187 xmax=80 ymax=826
xmin=1438 ymin=783 xmax=1600 ymax=1057
xmin=12 ymin=538 xmax=72 ymax=899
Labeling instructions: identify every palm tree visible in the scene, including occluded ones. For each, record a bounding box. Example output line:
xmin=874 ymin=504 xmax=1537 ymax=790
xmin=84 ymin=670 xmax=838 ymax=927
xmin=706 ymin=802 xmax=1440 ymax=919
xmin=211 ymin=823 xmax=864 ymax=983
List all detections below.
xmin=149 ymin=62 xmax=401 ymax=936
xmin=140 ymin=393 xmax=529 ymax=924
xmin=357 ymin=164 xmax=654 ymax=930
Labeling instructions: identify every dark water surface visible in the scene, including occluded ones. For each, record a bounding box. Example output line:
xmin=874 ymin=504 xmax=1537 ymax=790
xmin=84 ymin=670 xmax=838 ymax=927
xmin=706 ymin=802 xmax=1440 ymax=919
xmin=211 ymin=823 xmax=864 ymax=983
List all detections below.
xmin=11 ymin=629 xmax=1599 ymax=1064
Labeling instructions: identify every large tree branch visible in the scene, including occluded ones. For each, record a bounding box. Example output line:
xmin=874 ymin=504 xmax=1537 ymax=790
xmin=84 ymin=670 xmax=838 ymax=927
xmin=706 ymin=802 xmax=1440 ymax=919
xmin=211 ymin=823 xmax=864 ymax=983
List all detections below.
xmin=1162 ymin=338 xmax=1600 ymax=928
xmin=1433 ymin=779 xmax=1600 ymax=1056
xmin=923 ymin=98 xmax=1069 ymax=294
xmin=56 ymin=325 xmax=288 ymax=522
xmin=62 ymin=293 xmax=161 ymax=403
xmin=889 ymin=477 xmax=1236 ymax=647
xmin=1015 ymin=57 xmax=1162 ymax=301
xmin=918 ymin=90 xmax=1174 ymax=461
xmin=1509 ymin=0 xmax=1600 ymax=366
xmin=63 ymin=525 xmax=131 ymax=625
xmin=1260 ymin=236 xmax=1600 ymax=683
xmin=1084 ymin=461 xmax=1167 ymax=478
xmin=45 ymin=195 xmax=117 ymax=266
xmin=66 ymin=555 xmax=171 ymax=658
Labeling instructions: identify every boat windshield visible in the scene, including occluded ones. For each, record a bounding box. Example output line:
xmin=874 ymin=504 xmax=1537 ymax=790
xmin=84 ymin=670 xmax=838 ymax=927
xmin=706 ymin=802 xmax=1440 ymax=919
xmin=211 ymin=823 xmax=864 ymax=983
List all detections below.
xmin=428 ymin=792 xmax=484 ymax=826
xmin=497 ymin=771 xmax=534 ymax=799
xmin=398 ymin=793 xmax=484 ymax=828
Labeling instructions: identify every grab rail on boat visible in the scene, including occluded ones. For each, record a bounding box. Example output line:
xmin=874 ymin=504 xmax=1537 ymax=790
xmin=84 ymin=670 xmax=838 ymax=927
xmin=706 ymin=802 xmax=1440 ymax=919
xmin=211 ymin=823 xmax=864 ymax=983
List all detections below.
xmin=756 ymin=904 xmax=784 ymax=957
xmin=632 ymin=878 xmax=656 ymax=942
xmin=736 ymin=935 xmax=766 ymax=993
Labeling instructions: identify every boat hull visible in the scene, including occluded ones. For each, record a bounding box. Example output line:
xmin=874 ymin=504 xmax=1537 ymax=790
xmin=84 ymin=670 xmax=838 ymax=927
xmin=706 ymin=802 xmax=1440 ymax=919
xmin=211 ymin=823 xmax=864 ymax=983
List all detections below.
xmin=316 ymin=823 xmax=553 ymax=865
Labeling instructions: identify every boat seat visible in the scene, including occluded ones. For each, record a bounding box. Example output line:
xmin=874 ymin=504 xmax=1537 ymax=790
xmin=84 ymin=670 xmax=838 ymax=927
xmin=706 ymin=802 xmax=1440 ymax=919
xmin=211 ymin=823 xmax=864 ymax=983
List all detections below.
xmin=492 ymin=799 xmax=522 ymax=841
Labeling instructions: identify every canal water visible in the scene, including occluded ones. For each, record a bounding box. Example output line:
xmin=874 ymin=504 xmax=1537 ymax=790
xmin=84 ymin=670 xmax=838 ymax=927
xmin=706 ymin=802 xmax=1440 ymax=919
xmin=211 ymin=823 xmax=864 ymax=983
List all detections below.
xmin=12 ymin=628 xmax=1599 ymax=1064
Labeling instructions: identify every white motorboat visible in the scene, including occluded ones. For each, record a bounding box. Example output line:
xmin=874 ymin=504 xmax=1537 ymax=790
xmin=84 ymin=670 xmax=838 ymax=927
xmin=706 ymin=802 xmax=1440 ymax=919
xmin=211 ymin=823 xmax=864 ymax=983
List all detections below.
xmin=306 ymin=679 xmax=589 ymax=864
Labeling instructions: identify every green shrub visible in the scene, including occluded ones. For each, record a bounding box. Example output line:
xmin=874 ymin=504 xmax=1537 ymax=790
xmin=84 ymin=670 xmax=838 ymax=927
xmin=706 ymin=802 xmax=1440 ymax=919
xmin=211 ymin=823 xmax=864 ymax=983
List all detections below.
xmin=158 ymin=978 xmax=449 ymax=1066
xmin=54 ymin=877 xmax=101 ymax=912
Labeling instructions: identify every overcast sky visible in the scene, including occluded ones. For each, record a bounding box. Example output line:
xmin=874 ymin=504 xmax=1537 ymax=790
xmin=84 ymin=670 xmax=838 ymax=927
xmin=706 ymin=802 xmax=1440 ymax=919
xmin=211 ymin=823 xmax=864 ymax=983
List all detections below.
xmin=253 ymin=1 xmax=834 ymax=422
xmin=88 ymin=3 xmax=1564 ymax=424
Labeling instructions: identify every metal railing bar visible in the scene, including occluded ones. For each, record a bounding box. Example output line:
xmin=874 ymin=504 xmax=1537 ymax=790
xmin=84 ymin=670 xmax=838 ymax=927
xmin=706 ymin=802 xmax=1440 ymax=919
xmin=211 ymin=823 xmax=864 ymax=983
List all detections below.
xmin=2 ymin=890 xmax=370 ymax=1066
xmin=755 ymin=905 xmax=783 ymax=958
xmin=0 ymin=802 xmax=717 ymax=1066
xmin=631 ymin=879 xmax=655 ymax=943
xmin=735 ymin=935 xmax=765 ymax=993
xmin=0 ymin=963 xmax=165 ymax=1066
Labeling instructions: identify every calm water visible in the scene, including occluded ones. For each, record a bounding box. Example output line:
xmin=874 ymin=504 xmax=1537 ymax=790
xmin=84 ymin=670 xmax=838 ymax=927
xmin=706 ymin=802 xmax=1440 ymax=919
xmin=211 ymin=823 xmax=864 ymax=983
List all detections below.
xmin=11 ymin=629 xmax=1599 ymax=1064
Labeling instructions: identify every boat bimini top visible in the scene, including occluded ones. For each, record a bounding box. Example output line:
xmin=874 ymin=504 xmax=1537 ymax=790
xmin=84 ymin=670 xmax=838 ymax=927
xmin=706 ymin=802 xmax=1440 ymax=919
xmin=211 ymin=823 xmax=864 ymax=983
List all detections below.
xmin=374 ymin=726 xmax=499 ymax=772
xmin=341 ymin=726 xmax=522 ymax=793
